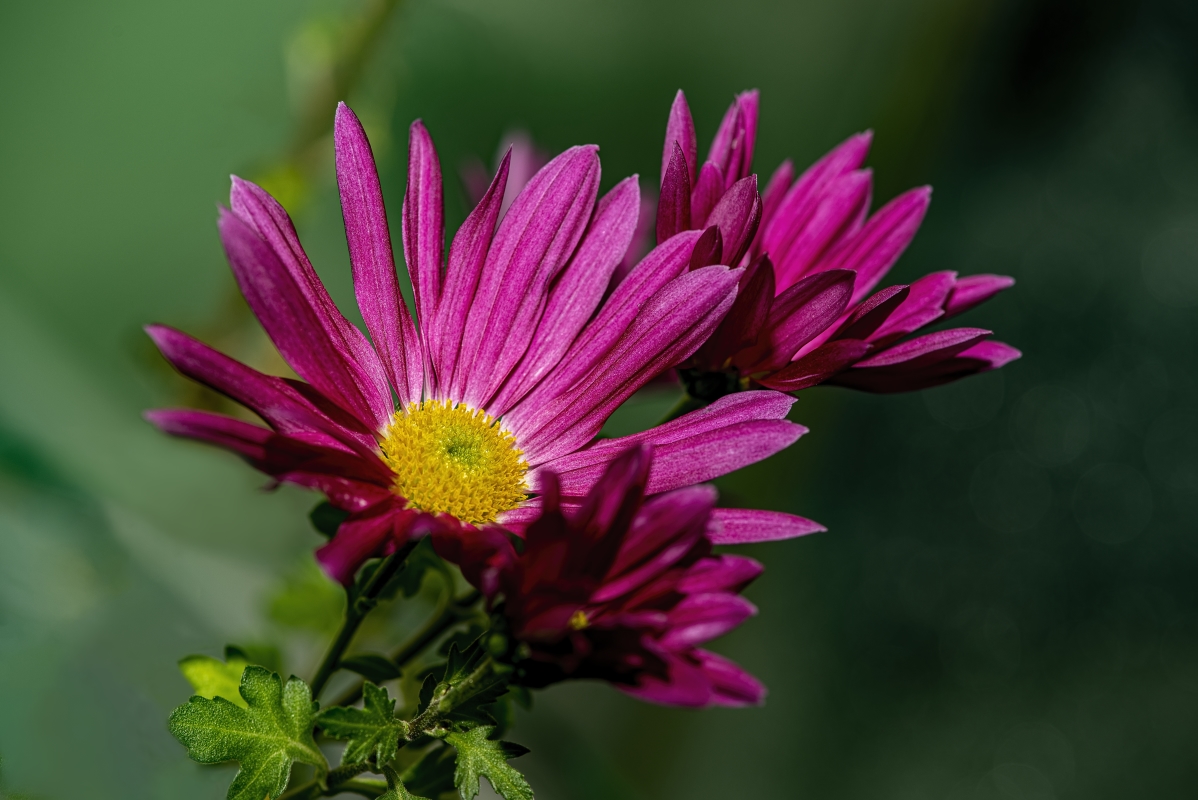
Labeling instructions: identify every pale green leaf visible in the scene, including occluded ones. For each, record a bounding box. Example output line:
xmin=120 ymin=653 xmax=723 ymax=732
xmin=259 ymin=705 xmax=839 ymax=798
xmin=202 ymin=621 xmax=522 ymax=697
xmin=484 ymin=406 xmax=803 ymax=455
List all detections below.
xmin=178 ymin=653 xmax=249 ymax=708
xmin=169 ymin=666 xmax=326 ymax=800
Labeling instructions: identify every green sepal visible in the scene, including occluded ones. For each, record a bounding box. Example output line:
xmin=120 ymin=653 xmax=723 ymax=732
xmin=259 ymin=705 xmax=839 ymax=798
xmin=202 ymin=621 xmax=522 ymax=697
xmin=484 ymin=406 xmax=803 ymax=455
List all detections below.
xmin=340 ymin=654 xmax=402 ymax=683
xmin=168 ymin=666 xmax=325 ymax=800
xmin=444 ymin=726 xmax=533 ymax=800
xmin=309 ymin=501 xmax=349 ymax=538
xmin=316 ymin=682 xmax=408 ymax=767
xmin=381 ymin=765 xmax=432 ymax=800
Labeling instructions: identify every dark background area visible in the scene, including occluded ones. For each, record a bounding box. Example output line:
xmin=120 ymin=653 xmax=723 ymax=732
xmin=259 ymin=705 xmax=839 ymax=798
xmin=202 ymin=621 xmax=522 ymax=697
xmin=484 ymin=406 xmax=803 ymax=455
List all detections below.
xmin=2 ymin=0 xmax=1197 ymax=797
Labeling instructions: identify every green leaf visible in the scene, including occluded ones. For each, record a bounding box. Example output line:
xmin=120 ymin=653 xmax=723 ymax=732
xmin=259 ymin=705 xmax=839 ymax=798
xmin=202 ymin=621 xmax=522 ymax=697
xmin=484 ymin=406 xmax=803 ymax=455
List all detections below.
xmin=169 ymin=666 xmax=325 ymax=800
xmin=381 ymin=765 xmax=432 ymax=800
xmin=317 ymin=682 xmax=408 ymax=766
xmin=444 ymin=726 xmax=533 ymax=800
xmin=178 ymin=653 xmax=249 ymax=708
xmin=309 ymin=501 xmax=348 ymax=538
xmin=340 ymin=653 xmax=402 ymax=683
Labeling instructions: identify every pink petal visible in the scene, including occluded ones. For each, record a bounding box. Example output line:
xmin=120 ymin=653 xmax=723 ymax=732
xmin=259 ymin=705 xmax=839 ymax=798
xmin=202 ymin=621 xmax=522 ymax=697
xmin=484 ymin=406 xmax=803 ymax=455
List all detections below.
xmin=490 ymin=176 xmax=642 ymax=414
xmin=705 ymin=175 xmax=761 ymax=268
xmin=866 ymin=270 xmax=955 ymax=346
xmin=756 ymin=338 xmax=873 ymax=392
xmin=436 ymin=153 xmax=510 ymax=399
xmin=514 ymin=265 xmax=741 ymax=463
xmin=707 ymin=508 xmax=825 ymax=544
xmin=737 ymin=269 xmax=855 ymax=372
xmin=459 ymin=146 xmax=602 ymax=409
xmin=692 ymin=254 xmax=775 ymax=369
xmin=826 ymin=185 xmax=931 ymax=303
xmin=335 ymin=104 xmax=424 ymax=408
xmin=761 ymin=132 xmax=872 ymax=268
xmin=511 ymin=230 xmax=702 ymax=413
xmin=662 ymin=89 xmax=697 ymax=188
xmin=690 ymin=161 xmax=725 ymax=229
xmin=944 ymin=273 xmax=1015 ymax=318
xmin=752 ymin=159 xmax=795 ymax=257
xmin=399 ymin=119 xmax=444 ymax=348
xmin=218 ymin=202 xmax=391 ymax=430
xmin=656 ymin=142 xmax=692 ymax=243
xmin=772 ymin=170 xmax=872 ymax=289
xmin=694 ymin=649 xmax=766 ymax=706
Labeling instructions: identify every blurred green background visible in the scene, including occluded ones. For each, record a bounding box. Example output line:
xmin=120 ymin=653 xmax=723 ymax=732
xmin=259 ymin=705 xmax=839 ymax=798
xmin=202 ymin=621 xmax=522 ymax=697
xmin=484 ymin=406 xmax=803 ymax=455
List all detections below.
xmin=2 ymin=0 xmax=1197 ymax=797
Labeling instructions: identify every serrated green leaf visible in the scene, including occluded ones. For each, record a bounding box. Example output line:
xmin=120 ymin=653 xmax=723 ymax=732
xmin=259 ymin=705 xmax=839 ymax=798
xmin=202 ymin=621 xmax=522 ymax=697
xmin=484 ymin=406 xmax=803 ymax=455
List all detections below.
xmin=317 ymin=682 xmax=408 ymax=766
xmin=178 ymin=654 xmax=249 ymax=708
xmin=445 ymin=726 xmax=533 ymax=800
xmin=169 ymin=666 xmax=325 ymax=800
xmin=381 ymin=765 xmax=432 ymax=800
xmin=340 ymin=653 xmax=402 ymax=683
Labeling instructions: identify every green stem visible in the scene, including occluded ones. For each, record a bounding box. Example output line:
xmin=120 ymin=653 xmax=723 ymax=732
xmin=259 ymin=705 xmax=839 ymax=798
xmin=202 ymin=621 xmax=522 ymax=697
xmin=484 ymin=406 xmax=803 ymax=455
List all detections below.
xmin=329 ymin=587 xmax=482 ymax=710
xmin=310 ymin=541 xmax=418 ymax=699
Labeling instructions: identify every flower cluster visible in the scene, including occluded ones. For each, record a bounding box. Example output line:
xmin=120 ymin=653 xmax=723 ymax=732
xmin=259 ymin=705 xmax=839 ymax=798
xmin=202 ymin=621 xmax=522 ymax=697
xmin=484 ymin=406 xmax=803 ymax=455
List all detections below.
xmin=154 ymin=90 xmax=1018 ymax=800
xmin=657 ymin=90 xmax=1020 ymax=398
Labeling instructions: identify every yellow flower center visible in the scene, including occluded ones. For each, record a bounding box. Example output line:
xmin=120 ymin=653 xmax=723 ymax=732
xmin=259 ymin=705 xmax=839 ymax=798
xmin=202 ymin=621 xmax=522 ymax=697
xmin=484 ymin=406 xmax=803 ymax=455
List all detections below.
xmin=568 ymin=610 xmax=590 ymax=631
xmin=379 ymin=400 xmax=528 ymax=525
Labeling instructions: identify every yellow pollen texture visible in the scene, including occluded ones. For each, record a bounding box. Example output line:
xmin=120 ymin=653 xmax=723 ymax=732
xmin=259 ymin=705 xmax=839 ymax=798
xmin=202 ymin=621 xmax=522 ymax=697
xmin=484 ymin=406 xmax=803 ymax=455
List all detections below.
xmin=380 ymin=400 xmax=528 ymax=525
xmin=569 ymin=610 xmax=590 ymax=631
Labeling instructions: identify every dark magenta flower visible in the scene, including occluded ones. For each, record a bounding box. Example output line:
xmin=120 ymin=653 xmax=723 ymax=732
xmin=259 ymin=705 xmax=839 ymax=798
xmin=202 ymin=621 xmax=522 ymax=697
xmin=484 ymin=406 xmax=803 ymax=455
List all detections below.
xmin=146 ymin=103 xmax=816 ymax=584
xmin=434 ymin=444 xmax=766 ymax=707
xmin=658 ymin=90 xmax=1021 ymax=397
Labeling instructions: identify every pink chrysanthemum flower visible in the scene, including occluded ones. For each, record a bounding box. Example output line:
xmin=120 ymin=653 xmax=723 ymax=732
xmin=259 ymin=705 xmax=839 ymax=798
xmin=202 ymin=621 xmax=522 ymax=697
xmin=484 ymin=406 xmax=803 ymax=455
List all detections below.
xmin=657 ymin=90 xmax=1021 ymax=397
xmin=146 ymin=103 xmax=817 ymax=584
xmin=435 ymin=444 xmax=765 ymax=707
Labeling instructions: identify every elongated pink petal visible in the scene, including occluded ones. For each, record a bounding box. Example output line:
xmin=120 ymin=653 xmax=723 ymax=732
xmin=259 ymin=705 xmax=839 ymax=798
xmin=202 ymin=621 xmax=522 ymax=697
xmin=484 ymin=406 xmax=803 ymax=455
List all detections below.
xmin=854 ymin=326 xmax=991 ymax=369
xmin=692 ymin=254 xmax=775 ymax=369
xmin=514 ymin=266 xmax=741 ymax=463
xmin=656 ymin=142 xmax=692 ymax=243
xmin=335 ymin=105 xmax=424 ymax=408
xmin=146 ymin=324 xmax=374 ymax=451
xmin=694 ymin=649 xmax=766 ymax=706
xmin=737 ymin=268 xmax=855 ymax=372
xmin=218 ymin=204 xmax=391 ymax=430
xmin=436 ymin=153 xmax=510 ymax=399
xmin=705 ymin=175 xmax=761 ymax=268
xmin=690 ymin=161 xmax=725 ymax=229
xmin=316 ymin=501 xmax=424 ymax=585
xmin=827 ymin=186 xmax=931 ymax=303
xmin=677 ymin=555 xmax=763 ymax=594
xmin=944 ymin=273 xmax=1015 ymax=318
xmin=662 ymin=89 xmax=697 ymax=188
xmin=459 ymin=146 xmax=602 ymax=409
xmin=756 ymin=338 xmax=873 ymax=392
xmin=541 ymin=392 xmax=801 ymax=498
xmin=513 ymin=230 xmax=702 ymax=411
xmin=708 ymin=508 xmax=825 ymax=543
xmin=752 ymin=159 xmax=794 ymax=258
xmin=867 ymin=270 xmax=955 ymax=346
xmin=707 ymin=90 xmax=758 ymax=189
xmin=689 ymin=225 xmax=723 ymax=270
xmin=491 ymin=176 xmax=641 ymax=413
xmin=773 ymin=169 xmax=872 ymax=288
xmin=833 ymin=284 xmax=909 ymax=341
xmin=400 ymin=119 xmax=444 ymax=338
xmin=145 ymin=409 xmax=394 ymax=490
xmin=830 ymin=338 xmax=1020 ymax=393
xmin=599 ymin=485 xmax=716 ymax=598
xmin=660 ymin=593 xmax=757 ymax=649
xmin=761 ymin=132 xmax=872 ymax=264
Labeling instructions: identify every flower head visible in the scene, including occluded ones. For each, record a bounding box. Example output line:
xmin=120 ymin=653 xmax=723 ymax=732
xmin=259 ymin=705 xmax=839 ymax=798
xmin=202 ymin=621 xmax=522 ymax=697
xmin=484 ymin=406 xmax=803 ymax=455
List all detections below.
xmin=657 ymin=90 xmax=1021 ymax=399
xmin=147 ymin=103 xmax=815 ymax=583
xmin=435 ymin=444 xmax=766 ymax=707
